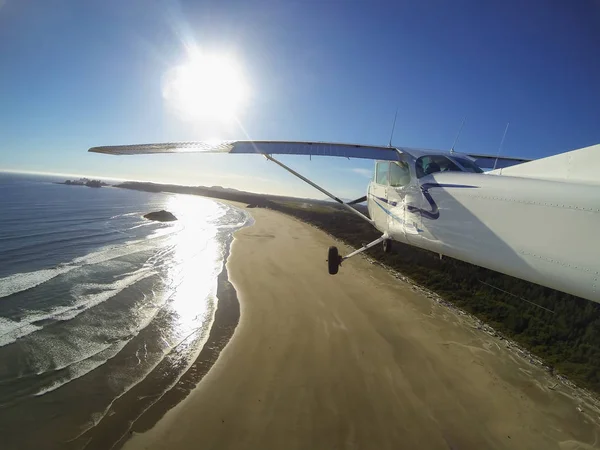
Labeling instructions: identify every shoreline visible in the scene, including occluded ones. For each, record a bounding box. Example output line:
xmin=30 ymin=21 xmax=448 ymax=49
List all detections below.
xmin=69 ymin=203 xmax=249 ymax=450
xmin=111 ymin=238 xmax=243 ymax=448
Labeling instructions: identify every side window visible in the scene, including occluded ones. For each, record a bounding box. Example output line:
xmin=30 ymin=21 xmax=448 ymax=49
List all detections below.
xmin=416 ymin=155 xmax=461 ymax=178
xmin=389 ymin=161 xmax=410 ymax=187
xmin=451 ymin=157 xmax=483 ymax=173
xmin=415 ymin=156 xmax=430 ymax=178
xmin=375 ymin=162 xmax=389 ymax=185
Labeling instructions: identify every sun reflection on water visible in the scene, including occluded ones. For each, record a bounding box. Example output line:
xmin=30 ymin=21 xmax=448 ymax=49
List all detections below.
xmin=158 ymin=195 xmax=227 ymax=348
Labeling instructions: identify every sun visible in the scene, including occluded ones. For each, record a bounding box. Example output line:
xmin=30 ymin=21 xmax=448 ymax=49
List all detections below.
xmin=162 ymin=51 xmax=248 ymax=121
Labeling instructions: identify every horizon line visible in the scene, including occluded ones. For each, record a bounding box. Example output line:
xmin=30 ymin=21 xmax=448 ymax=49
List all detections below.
xmin=0 ymin=169 xmax=327 ymax=201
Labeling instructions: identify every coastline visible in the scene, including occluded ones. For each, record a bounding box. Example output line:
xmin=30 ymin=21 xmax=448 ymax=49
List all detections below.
xmin=110 ymin=180 xmax=600 ymax=399
xmin=113 ymin=235 xmax=243 ymax=448
xmin=122 ymin=206 xmax=600 ymax=450
xmin=68 ymin=201 xmax=249 ymax=450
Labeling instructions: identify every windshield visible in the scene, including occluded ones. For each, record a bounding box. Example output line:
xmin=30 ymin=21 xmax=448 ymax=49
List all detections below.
xmin=415 ymin=155 xmax=462 ymax=178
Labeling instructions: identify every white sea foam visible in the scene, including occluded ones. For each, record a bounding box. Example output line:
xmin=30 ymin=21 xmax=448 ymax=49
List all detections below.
xmin=33 ymin=340 xmax=129 ymax=397
xmin=35 ymin=342 xmax=115 ymax=375
xmin=128 ymin=222 xmax=155 ymax=230
xmin=0 ymin=226 xmax=178 ymax=300
xmin=0 ymin=267 xmax=157 ymax=347
xmin=0 ymin=317 xmax=43 ymax=347
xmin=31 ymin=289 xmax=170 ymax=397
xmin=109 ymin=212 xmax=142 ymax=220
xmin=60 ymin=270 xmax=156 ymax=321
xmin=0 ymin=267 xmax=75 ymax=299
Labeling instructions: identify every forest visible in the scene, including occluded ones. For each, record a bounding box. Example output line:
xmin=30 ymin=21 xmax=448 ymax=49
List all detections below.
xmin=118 ymin=181 xmax=600 ymax=394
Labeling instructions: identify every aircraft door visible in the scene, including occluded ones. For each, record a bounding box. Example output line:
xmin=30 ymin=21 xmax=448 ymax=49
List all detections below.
xmin=368 ymin=161 xmax=390 ymax=233
xmin=387 ymin=160 xmax=420 ymax=242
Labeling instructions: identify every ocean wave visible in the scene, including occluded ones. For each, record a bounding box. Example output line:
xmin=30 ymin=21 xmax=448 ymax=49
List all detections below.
xmin=69 ymin=232 xmax=172 ymax=266
xmin=30 ymin=290 xmax=171 ymax=398
xmin=0 ymin=227 xmax=94 ymax=243
xmin=0 ymin=267 xmax=75 ymax=299
xmin=2 ymin=230 xmax=129 ymax=259
xmin=0 ymin=290 xmax=164 ymax=391
xmin=109 ymin=212 xmax=143 ymax=220
xmin=0 ymin=229 xmax=178 ymax=300
xmin=59 ymin=270 xmax=157 ymax=322
xmin=36 ymin=341 xmax=116 ymax=376
xmin=33 ymin=340 xmax=129 ymax=397
xmin=128 ymin=222 xmax=156 ymax=230
xmin=218 ymin=218 xmax=252 ymax=229
xmin=0 ymin=267 xmax=157 ymax=347
xmin=0 ymin=317 xmax=43 ymax=347
xmin=0 ymin=341 xmax=117 ymax=387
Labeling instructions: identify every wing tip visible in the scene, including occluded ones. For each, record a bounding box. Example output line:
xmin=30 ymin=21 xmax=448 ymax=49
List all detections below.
xmin=88 ymin=146 xmax=113 ymax=154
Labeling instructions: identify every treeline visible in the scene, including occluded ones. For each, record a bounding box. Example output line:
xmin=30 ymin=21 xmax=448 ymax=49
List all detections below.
xmin=116 ymin=182 xmax=600 ymax=394
xmin=116 ymin=182 xmax=308 ymax=205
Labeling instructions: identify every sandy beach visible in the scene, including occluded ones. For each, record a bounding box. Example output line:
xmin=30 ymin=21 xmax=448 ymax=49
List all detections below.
xmin=123 ymin=205 xmax=599 ymax=450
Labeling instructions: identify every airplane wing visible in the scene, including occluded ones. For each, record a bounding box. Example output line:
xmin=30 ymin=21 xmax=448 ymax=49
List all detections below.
xmin=88 ymin=141 xmax=402 ymax=161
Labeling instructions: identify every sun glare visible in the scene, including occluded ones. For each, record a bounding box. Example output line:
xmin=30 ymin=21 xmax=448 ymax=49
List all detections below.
xmin=162 ymin=51 xmax=248 ymax=121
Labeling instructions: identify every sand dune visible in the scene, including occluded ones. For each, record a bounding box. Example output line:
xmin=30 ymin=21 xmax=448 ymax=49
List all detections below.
xmin=124 ymin=206 xmax=598 ymax=450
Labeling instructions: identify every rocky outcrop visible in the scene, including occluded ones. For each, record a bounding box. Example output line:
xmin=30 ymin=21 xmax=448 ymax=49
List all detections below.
xmin=143 ymin=210 xmax=177 ymax=222
xmin=62 ymin=178 xmax=107 ymax=187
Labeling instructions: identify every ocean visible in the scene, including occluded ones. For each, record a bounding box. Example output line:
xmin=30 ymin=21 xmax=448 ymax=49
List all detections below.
xmin=0 ymin=172 xmax=250 ymax=449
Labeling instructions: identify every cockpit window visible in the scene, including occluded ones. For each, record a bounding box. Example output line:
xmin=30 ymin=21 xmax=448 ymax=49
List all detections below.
xmin=451 ymin=156 xmax=483 ymax=173
xmin=415 ymin=155 xmax=461 ymax=178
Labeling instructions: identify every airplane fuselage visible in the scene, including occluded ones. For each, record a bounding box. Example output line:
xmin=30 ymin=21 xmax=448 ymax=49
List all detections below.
xmin=368 ymin=169 xmax=600 ymax=303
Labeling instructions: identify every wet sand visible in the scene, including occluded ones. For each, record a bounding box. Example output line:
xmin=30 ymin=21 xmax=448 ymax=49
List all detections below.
xmin=87 ymin=248 xmax=242 ymax=450
xmin=123 ymin=206 xmax=600 ymax=450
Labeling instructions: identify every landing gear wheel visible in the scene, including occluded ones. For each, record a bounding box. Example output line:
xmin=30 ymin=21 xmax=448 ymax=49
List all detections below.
xmin=327 ymin=246 xmax=342 ymax=275
xmin=383 ymin=239 xmax=392 ymax=253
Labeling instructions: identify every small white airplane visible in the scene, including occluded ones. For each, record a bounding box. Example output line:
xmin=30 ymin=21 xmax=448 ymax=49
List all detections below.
xmin=89 ymin=140 xmax=600 ymax=304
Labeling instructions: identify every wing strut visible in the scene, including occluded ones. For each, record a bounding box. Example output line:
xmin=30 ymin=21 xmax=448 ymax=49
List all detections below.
xmin=263 ymin=154 xmax=374 ymax=225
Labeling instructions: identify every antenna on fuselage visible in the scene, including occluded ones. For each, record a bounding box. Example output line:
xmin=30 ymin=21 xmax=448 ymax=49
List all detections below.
xmin=388 ymin=108 xmax=398 ymax=147
xmin=493 ymin=122 xmax=510 ymax=172
xmin=450 ymin=118 xmax=466 ymax=153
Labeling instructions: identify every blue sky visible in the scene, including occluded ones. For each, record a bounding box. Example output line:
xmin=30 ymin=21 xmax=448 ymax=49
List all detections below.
xmin=0 ymin=0 xmax=599 ymax=198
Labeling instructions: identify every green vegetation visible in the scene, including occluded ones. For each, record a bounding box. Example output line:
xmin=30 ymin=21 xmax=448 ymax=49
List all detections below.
xmin=117 ymin=181 xmax=600 ymax=394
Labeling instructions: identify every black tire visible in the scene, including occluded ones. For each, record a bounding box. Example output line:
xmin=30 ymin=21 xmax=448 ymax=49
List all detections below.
xmin=383 ymin=239 xmax=392 ymax=253
xmin=328 ymin=246 xmax=341 ymax=275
